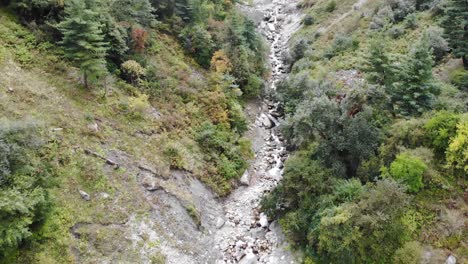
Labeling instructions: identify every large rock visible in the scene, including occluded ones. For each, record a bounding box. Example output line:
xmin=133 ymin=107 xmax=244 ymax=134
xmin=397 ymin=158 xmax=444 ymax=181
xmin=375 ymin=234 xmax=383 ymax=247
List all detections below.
xmin=215 ymin=217 xmax=225 ymax=229
xmin=259 ymin=213 xmax=269 ymax=228
xmin=259 ymin=114 xmax=273 ymax=129
xmin=239 ymin=252 xmax=258 ymax=264
xmin=446 ymin=255 xmax=457 ymax=264
xmin=240 ymin=170 xmax=250 ymax=186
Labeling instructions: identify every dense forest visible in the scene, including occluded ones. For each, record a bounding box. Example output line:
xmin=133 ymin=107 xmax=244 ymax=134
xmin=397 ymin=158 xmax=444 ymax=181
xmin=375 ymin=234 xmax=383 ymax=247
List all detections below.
xmin=262 ymin=0 xmax=467 ymax=263
xmin=0 ymin=0 xmax=466 ymax=263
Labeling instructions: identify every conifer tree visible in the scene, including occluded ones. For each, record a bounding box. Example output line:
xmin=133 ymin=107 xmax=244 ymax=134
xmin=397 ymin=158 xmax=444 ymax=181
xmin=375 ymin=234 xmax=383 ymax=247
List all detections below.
xmin=365 ymin=37 xmax=393 ymax=86
xmin=390 ymin=34 xmax=439 ymax=116
xmin=441 ymin=0 xmax=468 ymax=69
xmin=58 ymin=0 xmax=109 ymax=89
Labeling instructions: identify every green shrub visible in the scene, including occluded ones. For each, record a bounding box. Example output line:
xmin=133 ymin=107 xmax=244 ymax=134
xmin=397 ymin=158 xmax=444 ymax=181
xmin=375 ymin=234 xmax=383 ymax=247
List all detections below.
xmin=446 ymin=120 xmax=468 ymax=175
xmin=424 ymin=111 xmax=460 ymax=157
xmin=325 ymin=1 xmax=337 ymax=12
xmin=450 ymin=69 xmax=468 ymax=91
xmin=303 ymin=15 xmax=314 ymax=26
xmin=388 ymin=25 xmax=405 ymax=39
xmin=389 ymin=153 xmax=427 ymax=193
xmin=393 ymin=241 xmax=423 ymax=264
xmin=0 ymin=121 xmax=54 ymax=258
xmin=324 ymin=34 xmax=358 ymax=59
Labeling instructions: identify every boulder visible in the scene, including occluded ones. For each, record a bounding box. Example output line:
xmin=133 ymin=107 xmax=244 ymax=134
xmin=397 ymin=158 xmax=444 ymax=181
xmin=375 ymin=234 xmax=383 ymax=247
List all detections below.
xmin=240 ymin=170 xmax=250 ymax=186
xmin=446 ymin=255 xmax=456 ymax=264
xmin=259 ymin=114 xmax=273 ymax=129
xmin=79 ymin=190 xmax=90 ymax=201
xmin=259 ymin=213 xmax=269 ymax=228
xmin=216 ymin=217 xmax=225 ymax=229
xmin=239 ymin=252 xmax=257 ymax=264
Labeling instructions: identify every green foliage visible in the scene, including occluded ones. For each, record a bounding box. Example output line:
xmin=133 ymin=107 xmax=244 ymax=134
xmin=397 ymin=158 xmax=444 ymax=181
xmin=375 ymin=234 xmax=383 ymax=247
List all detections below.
xmin=393 ymin=241 xmax=423 ymax=264
xmin=325 ymin=1 xmax=336 ymax=12
xmin=110 ymin=0 xmax=156 ymax=27
xmin=424 ymin=111 xmax=460 ymax=157
xmin=388 ymin=34 xmax=439 ymax=116
xmin=365 ymin=36 xmax=393 ymax=86
xmin=450 ymin=68 xmax=468 ymax=91
xmin=283 ymin=83 xmax=381 ymax=177
xmin=441 ymin=0 xmax=468 ymax=68
xmin=0 ymin=121 xmax=54 ymax=259
xmin=58 ymin=0 xmax=109 ymax=88
xmin=446 ymin=120 xmax=468 ymax=174
xmin=426 ymin=26 xmax=449 ymax=63
xmin=317 ymin=179 xmax=411 ymax=263
xmin=195 ymin=122 xmax=251 ymax=195
xmin=389 ymin=153 xmax=427 ymax=193
xmin=303 ymin=15 xmax=314 ymax=26
xmin=121 ymin=60 xmax=146 ymax=86
xmin=180 ymin=24 xmax=215 ymax=68
xmin=224 ymin=13 xmax=267 ymax=97
xmin=324 ymin=34 xmax=358 ymax=59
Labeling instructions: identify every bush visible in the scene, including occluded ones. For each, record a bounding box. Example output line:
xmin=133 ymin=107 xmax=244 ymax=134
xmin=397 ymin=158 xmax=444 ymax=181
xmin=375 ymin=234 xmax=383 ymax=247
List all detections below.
xmin=0 ymin=121 xmax=54 ymax=258
xmin=450 ymin=69 xmax=468 ymax=91
xmin=446 ymin=120 xmax=468 ymax=175
xmin=324 ymin=34 xmax=358 ymax=59
xmin=303 ymin=14 xmax=314 ymax=26
xmin=370 ymin=6 xmax=395 ymax=30
xmin=424 ymin=111 xmax=460 ymax=157
xmin=404 ymin=13 xmax=418 ymax=29
xmin=388 ymin=25 xmax=405 ymax=39
xmin=389 ymin=153 xmax=427 ymax=193
xmin=388 ymin=0 xmax=416 ymax=22
xmin=393 ymin=241 xmax=423 ymax=264
xmin=426 ymin=26 xmax=449 ymax=63
xmin=325 ymin=1 xmax=337 ymax=12
xmin=127 ymin=93 xmax=151 ymax=119
xmin=121 ymin=60 xmax=146 ymax=86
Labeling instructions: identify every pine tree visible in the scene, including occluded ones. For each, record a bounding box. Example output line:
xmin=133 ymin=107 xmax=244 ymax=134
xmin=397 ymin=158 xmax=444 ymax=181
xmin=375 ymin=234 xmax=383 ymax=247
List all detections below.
xmin=58 ymin=0 xmax=109 ymax=89
xmin=441 ymin=0 xmax=468 ymax=69
xmin=365 ymin=37 xmax=393 ymax=86
xmin=389 ymin=34 xmax=439 ymax=116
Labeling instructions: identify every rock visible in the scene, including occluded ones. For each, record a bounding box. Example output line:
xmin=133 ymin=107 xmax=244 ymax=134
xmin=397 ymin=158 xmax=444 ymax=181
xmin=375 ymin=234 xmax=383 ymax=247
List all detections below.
xmin=87 ymin=122 xmax=99 ymax=133
xmin=259 ymin=213 xmax=268 ymax=228
xmin=236 ymin=240 xmax=247 ymax=249
xmin=235 ymin=249 xmax=246 ymax=261
xmin=259 ymin=114 xmax=273 ymax=129
xmin=240 ymin=170 xmax=250 ymax=186
xmin=98 ymin=192 xmax=110 ymax=199
xmin=79 ymin=190 xmax=90 ymax=201
xmin=268 ymin=23 xmax=276 ymax=31
xmin=7 ymin=87 xmax=14 ymax=93
xmin=239 ymin=252 xmax=257 ymax=264
xmin=216 ymin=217 xmax=225 ymax=229
xmin=446 ymin=255 xmax=456 ymax=264
xmin=142 ymin=176 xmax=161 ymax=191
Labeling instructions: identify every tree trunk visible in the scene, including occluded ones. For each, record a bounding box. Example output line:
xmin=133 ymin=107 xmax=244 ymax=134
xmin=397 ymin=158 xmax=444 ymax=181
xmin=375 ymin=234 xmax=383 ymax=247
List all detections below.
xmin=463 ymin=55 xmax=468 ymax=70
xmin=84 ymin=71 xmax=89 ymax=89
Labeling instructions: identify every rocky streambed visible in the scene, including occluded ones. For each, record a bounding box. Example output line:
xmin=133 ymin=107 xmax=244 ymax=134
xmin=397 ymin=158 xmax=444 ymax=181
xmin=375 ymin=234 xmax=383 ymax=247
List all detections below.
xmin=207 ymin=0 xmax=304 ymax=263
xmin=68 ymin=1 xmax=303 ymax=263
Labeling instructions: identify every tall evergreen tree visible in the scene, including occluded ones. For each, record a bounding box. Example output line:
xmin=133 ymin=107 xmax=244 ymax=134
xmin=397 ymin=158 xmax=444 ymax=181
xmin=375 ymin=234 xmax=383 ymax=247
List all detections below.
xmin=58 ymin=0 xmax=109 ymax=89
xmin=365 ymin=36 xmax=393 ymax=86
xmin=441 ymin=0 xmax=468 ymax=69
xmin=389 ymin=34 xmax=439 ymax=116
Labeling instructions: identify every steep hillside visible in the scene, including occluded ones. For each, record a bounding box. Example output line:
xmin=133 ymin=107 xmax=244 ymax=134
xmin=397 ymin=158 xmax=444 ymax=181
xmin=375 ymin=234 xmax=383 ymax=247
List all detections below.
xmin=0 ymin=0 xmax=269 ymax=262
xmin=262 ymin=0 xmax=467 ymax=263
